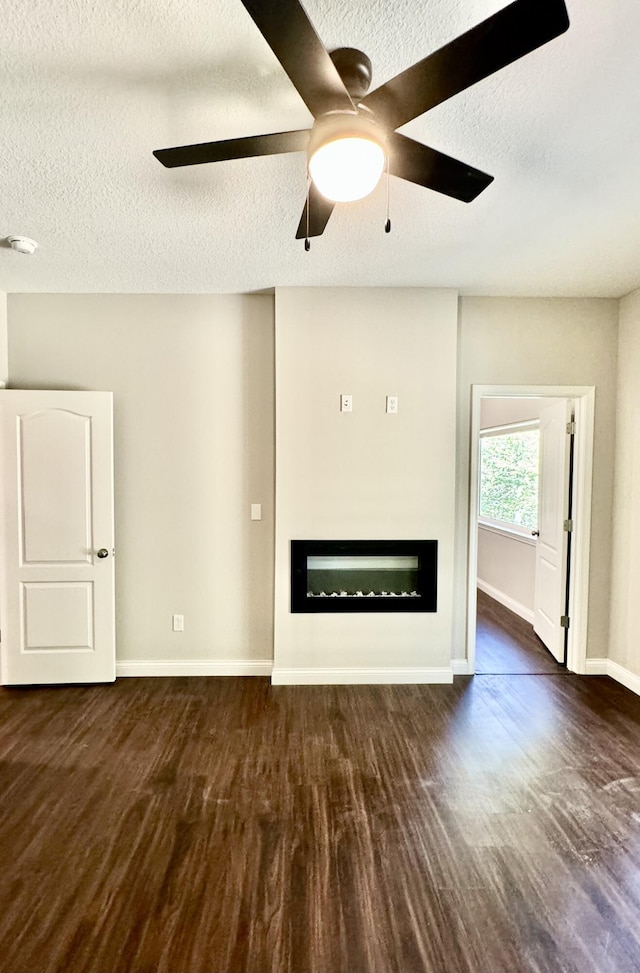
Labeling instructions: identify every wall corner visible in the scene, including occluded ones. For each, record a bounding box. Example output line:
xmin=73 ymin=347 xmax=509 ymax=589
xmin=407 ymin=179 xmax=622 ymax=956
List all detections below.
xmin=0 ymin=291 xmax=7 ymax=388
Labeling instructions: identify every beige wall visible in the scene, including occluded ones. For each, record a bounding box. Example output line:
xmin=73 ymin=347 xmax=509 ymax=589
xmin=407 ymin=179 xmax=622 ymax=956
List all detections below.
xmin=0 ymin=292 xmax=7 ymax=387
xmin=274 ymin=288 xmax=458 ymax=678
xmin=456 ymin=298 xmax=619 ymax=660
xmin=8 ymin=294 xmax=275 ymax=663
xmin=477 ymin=528 xmax=536 ymax=617
xmin=5 ymin=290 xmax=623 ymax=676
xmin=608 ymin=289 xmax=640 ymax=674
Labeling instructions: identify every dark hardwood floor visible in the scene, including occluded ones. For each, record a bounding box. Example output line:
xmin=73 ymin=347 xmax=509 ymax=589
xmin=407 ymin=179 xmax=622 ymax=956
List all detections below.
xmin=476 ymin=588 xmax=566 ymax=674
xmin=2 ymin=673 xmax=640 ymax=973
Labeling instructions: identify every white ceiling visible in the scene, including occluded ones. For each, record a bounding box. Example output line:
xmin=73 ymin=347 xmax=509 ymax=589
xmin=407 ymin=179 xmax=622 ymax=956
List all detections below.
xmin=2 ymin=0 xmax=639 ymax=297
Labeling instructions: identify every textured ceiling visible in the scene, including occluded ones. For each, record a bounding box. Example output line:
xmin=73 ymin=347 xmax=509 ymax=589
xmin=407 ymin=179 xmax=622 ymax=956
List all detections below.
xmin=2 ymin=0 xmax=639 ymax=296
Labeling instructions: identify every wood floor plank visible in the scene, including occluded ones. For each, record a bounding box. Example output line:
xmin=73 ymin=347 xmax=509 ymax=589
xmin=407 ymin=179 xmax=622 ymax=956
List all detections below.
xmin=1 ymin=674 xmax=640 ymax=972
xmin=475 ymin=588 xmax=566 ymax=674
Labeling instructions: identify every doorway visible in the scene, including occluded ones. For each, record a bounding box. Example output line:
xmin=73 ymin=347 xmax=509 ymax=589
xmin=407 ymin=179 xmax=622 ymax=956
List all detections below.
xmin=475 ymin=588 xmax=568 ymax=674
xmin=466 ymin=385 xmax=595 ymax=676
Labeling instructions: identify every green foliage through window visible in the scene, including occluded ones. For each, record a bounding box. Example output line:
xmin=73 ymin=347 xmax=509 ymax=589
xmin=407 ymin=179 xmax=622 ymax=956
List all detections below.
xmin=480 ymin=427 xmax=539 ymax=530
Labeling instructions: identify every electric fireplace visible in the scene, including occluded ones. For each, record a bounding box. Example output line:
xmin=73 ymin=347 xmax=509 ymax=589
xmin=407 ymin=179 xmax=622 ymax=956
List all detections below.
xmin=291 ymin=540 xmax=437 ymax=613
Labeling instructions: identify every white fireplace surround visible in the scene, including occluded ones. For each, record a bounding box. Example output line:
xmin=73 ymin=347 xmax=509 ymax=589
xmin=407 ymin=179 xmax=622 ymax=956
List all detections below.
xmin=273 ymin=288 xmax=458 ymax=685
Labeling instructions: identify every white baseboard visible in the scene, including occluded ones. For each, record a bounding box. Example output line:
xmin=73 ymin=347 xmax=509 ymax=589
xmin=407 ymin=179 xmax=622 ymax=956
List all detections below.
xmin=477 ymin=579 xmax=534 ymax=625
xmin=114 ymin=657 xmax=640 ymax=695
xmin=451 ymin=659 xmax=472 ymax=675
xmin=116 ymin=659 xmax=273 ymax=677
xmin=585 ymin=657 xmax=640 ymax=697
xmin=604 ymin=659 xmax=640 ymax=697
xmin=271 ymin=666 xmax=454 ymax=686
xmin=584 ymin=658 xmax=608 ymax=676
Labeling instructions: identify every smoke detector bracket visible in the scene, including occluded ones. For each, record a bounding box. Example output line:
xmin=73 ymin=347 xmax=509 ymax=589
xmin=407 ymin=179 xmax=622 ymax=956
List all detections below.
xmin=7 ymin=236 xmax=38 ymax=255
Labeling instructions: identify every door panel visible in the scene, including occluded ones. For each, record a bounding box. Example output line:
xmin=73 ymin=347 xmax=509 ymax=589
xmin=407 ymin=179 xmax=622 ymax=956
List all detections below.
xmin=22 ymin=582 xmax=94 ymax=650
xmin=20 ymin=410 xmax=93 ymax=564
xmin=0 ymin=391 xmax=115 ymax=684
xmin=533 ymin=399 xmax=572 ymax=663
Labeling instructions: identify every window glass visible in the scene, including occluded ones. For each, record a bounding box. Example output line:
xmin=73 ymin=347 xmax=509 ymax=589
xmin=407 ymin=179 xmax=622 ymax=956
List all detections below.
xmin=479 ymin=426 xmax=539 ymax=531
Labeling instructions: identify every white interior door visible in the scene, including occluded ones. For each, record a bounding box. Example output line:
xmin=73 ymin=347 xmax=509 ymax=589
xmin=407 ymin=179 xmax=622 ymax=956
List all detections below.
xmin=533 ymin=399 xmax=573 ymax=663
xmin=0 ymin=391 xmax=115 ymax=685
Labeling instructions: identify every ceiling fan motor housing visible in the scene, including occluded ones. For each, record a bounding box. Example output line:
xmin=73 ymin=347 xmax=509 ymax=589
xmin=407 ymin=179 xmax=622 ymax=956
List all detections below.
xmin=329 ymin=48 xmax=373 ymax=101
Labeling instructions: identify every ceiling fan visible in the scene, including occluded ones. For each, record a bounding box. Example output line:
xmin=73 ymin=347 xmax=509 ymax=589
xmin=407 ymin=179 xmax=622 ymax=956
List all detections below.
xmin=154 ymin=0 xmax=570 ymax=245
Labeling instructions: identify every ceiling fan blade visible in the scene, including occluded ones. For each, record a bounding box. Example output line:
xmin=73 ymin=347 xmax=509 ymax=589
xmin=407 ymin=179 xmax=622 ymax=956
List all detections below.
xmin=389 ymin=133 xmax=493 ymax=202
xmin=295 ymin=184 xmax=336 ymax=239
xmin=362 ymin=0 xmax=569 ymax=129
xmin=153 ymin=129 xmax=310 ymax=168
xmin=239 ymin=0 xmax=354 ymax=118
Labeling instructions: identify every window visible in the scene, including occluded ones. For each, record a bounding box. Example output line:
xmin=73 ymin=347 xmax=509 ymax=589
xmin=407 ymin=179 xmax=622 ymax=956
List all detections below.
xmin=479 ymin=422 xmax=539 ymax=533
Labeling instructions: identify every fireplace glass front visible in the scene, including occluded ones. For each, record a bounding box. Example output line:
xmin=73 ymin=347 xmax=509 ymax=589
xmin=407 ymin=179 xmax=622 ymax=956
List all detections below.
xmin=291 ymin=540 xmax=437 ymax=612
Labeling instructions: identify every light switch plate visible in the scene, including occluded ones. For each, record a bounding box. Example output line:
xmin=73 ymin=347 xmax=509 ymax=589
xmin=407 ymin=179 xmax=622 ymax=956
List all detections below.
xmin=340 ymin=394 xmax=353 ymax=413
xmin=251 ymin=503 xmax=262 ymax=521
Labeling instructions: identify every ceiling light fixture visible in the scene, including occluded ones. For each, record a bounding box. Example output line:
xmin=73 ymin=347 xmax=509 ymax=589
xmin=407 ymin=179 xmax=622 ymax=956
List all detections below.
xmin=307 ymin=113 xmax=387 ymax=203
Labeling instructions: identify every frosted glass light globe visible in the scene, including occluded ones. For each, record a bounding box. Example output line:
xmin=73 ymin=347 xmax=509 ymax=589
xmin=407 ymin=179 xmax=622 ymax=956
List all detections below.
xmin=309 ymin=136 xmax=386 ymax=203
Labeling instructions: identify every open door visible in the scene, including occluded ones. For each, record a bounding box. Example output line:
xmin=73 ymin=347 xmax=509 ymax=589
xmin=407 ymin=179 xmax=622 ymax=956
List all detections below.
xmin=533 ymin=399 xmax=573 ymax=664
xmin=0 ymin=391 xmax=115 ymax=685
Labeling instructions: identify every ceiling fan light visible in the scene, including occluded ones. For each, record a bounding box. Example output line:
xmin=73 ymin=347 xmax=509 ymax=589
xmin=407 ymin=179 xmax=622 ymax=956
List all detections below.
xmin=307 ymin=112 xmax=387 ymax=204
xmin=309 ymin=136 xmax=386 ymax=203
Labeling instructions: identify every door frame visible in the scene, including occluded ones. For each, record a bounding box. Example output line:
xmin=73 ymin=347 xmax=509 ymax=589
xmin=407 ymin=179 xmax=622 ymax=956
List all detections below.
xmin=466 ymin=385 xmax=595 ymax=675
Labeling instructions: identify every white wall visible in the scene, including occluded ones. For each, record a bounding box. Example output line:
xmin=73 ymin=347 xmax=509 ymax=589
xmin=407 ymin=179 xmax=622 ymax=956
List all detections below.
xmin=608 ymin=288 xmax=640 ymax=675
xmin=7 ymin=294 xmax=275 ymax=666
xmin=456 ymin=298 xmax=619 ymax=660
xmin=480 ymin=397 xmax=545 ymax=429
xmin=273 ymin=288 xmax=458 ymax=682
xmin=477 ymin=529 xmax=536 ymax=620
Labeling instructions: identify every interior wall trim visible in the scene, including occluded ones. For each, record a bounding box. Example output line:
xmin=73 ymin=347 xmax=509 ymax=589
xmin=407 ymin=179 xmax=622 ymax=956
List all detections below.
xmin=584 ymin=658 xmax=608 ymax=676
xmin=451 ymin=659 xmax=472 ymax=675
xmin=116 ymin=659 xmax=273 ymax=677
xmin=113 ymin=659 xmax=640 ymax=687
xmin=586 ymin=658 xmax=640 ymax=697
xmin=477 ymin=578 xmax=535 ymax=624
xmin=271 ymin=666 xmax=454 ymax=686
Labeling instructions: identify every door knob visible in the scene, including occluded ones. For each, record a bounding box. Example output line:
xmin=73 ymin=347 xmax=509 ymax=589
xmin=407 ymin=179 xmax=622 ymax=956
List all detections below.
xmin=96 ymin=548 xmax=109 ymax=558
xmin=531 ymin=530 xmax=540 ymax=537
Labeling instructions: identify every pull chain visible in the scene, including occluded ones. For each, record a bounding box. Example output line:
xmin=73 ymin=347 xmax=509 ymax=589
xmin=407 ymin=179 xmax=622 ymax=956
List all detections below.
xmin=385 ymin=155 xmax=391 ymax=233
xmin=305 ymin=179 xmax=311 ymax=251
